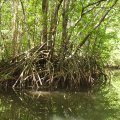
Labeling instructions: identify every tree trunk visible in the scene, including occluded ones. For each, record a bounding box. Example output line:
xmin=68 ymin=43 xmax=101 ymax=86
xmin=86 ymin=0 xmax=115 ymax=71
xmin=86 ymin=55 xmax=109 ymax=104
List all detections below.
xmin=0 ymin=0 xmax=1 ymax=39
xmin=41 ymin=0 xmax=48 ymax=44
xmin=12 ymin=0 xmax=18 ymax=58
xmin=48 ymin=0 xmax=63 ymax=57
xmin=59 ymin=0 xmax=69 ymax=60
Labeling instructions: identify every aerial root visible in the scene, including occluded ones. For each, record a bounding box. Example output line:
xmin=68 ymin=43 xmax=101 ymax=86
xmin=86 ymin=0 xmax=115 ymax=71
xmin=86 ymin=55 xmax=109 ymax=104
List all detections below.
xmin=0 ymin=44 xmax=107 ymax=90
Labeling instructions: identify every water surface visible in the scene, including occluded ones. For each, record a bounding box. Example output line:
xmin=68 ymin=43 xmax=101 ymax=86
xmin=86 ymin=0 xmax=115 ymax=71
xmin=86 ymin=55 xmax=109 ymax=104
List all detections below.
xmin=0 ymin=71 xmax=120 ymax=120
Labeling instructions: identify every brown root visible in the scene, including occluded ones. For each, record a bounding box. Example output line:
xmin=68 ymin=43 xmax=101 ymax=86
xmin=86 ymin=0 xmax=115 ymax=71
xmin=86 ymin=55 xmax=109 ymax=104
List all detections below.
xmin=0 ymin=44 xmax=107 ymax=90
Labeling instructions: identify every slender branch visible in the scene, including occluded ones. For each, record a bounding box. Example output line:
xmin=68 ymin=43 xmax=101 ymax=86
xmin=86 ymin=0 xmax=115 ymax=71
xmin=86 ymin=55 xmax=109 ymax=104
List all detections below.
xmin=84 ymin=0 xmax=106 ymax=9
xmin=20 ymin=0 xmax=25 ymax=21
xmin=74 ymin=0 xmax=118 ymax=54
xmin=74 ymin=0 xmax=106 ymax=29
xmin=67 ymin=0 xmax=106 ymax=42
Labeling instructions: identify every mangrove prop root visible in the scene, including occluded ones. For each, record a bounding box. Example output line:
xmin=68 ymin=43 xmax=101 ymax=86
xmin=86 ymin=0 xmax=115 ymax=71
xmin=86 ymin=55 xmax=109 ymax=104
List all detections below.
xmin=0 ymin=44 xmax=107 ymax=90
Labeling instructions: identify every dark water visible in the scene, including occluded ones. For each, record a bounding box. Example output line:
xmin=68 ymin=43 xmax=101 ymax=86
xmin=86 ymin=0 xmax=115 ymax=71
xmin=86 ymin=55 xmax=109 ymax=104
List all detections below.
xmin=0 ymin=71 xmax=120 ymax=120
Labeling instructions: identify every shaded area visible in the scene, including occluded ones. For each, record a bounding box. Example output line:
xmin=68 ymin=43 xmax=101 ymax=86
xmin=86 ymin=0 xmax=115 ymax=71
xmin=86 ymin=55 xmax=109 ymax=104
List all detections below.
xmin=0 ymin=70 xmax=120 ymax=120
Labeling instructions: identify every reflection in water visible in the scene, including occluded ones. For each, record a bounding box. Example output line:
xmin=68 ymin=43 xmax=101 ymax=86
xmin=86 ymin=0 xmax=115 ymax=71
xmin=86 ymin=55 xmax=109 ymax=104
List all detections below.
xmin=0 ymin=71 xmax=120 ymax=120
